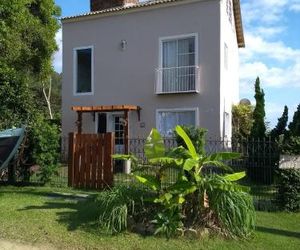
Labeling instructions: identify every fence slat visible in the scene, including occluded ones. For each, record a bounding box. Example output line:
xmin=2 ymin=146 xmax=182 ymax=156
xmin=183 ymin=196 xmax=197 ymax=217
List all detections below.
xmin=68 ymin=133 xmax=114 ymax=190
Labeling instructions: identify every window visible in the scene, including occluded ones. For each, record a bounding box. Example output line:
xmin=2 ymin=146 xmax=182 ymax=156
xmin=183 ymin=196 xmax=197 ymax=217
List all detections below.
xmin=157 ymin=34 xmax=199 ymax=93
xmin=226 ymin=0 xmax=233 ymax=25
xmin=74 ymin=47 xmax=93 ymax=95
xmin=224 ymin=43 xmax=228 ymax=70
xmin=224 ymin=112 xmax=230 ymax=137
xmin=156 ymin=108 xmax=198 ymax=137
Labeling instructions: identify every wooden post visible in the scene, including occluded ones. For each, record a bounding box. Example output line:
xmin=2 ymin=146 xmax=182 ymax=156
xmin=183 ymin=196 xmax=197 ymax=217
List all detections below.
xmin=68 ymin=133 xmax=75 ymax=187
xmin=76 ymin=112 xmax=82 ymax=134
xmin=124 ymin=110 xmax=129 ymax=154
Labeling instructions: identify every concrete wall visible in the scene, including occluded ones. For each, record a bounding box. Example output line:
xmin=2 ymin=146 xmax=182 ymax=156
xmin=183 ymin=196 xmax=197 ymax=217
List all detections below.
xmin=62 ymin=0 xmax=222 ymax=138
xmin=219 ymin=0 xmax=240 ymax=139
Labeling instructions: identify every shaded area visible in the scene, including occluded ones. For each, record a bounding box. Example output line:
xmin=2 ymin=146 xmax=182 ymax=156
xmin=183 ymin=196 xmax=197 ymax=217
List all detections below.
xmin=0 ymin=137 xmax=19 ymax=163
xmin=18 ymin=192 xmax=101 ymax=234
xmin=256 ymin=226 xmax=300 ymax=239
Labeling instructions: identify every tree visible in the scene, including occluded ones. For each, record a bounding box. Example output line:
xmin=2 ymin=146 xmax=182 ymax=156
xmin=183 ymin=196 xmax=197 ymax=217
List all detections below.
xmin=232 ymin=103 xmax=254 ymax=140
xmin=270 ymin=105 xmax=288 ymax=139
xmin=288 ymin=104 xmax=300 ymax=137
xmin=0 ymin=0 xmax=61 ymax=129
xmin=251 ymin=77 xmax=266 ymax=138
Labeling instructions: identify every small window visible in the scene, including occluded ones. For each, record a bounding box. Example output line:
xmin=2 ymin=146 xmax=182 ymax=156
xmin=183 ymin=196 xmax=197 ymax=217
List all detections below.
xmin=224 ymin=112 xmax=230 ymax=137
xmin=226 ymin=0 xmax=233 ymax=24
xmin=224 ymin=43 xmax=228 ymax=70
xmin=74 ymin=47 xmax=93 ymax=94
xmin=157 ymin=109 xmax=197 ymax=137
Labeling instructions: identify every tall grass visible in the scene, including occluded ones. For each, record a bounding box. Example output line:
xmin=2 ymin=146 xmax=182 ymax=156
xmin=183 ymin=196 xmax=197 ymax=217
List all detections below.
xmin=96 ymin=185 xmax=153 ymax=234
xmin=206 ymin=176 xmax=256 ymax=238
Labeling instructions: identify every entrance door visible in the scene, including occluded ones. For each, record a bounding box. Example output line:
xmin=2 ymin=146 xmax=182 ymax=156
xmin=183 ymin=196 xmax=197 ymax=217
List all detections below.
xmin=97 ymin=113 xmax=125 ymax=152
xmin=113 ymin=115 xmax=125 ymax=154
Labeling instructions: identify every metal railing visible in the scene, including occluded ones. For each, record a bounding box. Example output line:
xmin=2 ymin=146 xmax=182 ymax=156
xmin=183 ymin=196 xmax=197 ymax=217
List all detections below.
xmin=155 ymin=65 xmax=200 ymax=94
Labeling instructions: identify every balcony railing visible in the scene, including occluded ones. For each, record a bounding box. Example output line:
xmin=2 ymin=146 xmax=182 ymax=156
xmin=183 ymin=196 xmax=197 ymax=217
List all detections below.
xmin=156 ymin=65 xmax=200 ymax=94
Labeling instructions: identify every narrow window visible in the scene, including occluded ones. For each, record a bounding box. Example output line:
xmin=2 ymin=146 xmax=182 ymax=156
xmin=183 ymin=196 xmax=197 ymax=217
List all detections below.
xmin=226 ymin=0 xmax=233 ymax=25
xmin=157 ymin=109 xmax=197 ymax=137
xmin=75 ymin=47 xmax=92 ymax=94
xmin=224 ymin=43 xmax=228 ymax=70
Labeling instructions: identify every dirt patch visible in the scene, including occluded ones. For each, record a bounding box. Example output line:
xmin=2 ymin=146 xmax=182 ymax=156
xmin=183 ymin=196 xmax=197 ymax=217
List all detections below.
xmin=0 ymin=239 xmax=55 ymax=250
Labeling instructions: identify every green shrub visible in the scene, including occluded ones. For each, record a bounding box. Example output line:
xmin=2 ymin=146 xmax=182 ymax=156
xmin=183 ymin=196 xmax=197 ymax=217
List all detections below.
xmin=96 ymin=185 xmax=154 ymax=234
xmin=279 ymin=136 xmax=300 ymax=155
xmin=276 ymin=169 xmax=300 ymax=212
xmin=175 ymin=126 xmax=207 ymax=155
xmin=115 ymin=126 xmax=255 ymax=238
xmin=30 ymin=115 xmax=60 ymax=183
xmin=206 ymin=175 xmax=255 ymax=237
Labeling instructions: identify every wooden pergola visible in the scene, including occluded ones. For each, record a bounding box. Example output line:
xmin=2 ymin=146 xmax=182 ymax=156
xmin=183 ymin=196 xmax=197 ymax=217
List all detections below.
xmin=72 ymin=105 xmax=141 ymax=153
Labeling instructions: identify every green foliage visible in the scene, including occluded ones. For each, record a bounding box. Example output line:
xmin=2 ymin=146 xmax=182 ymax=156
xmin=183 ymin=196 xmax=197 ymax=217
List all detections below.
xmin=96 ymin=185 xmax=154 ymax=234
xmin=152 ymin=207 xmax=183 ymax=239
xmin=175 ymin=126 xmax=207 ymax=155
xmin=114 ymin=126 xmax=255 ymax=238
xmin=205 ymin=175 xmax=255 ymax=237
xmin=232 ymin=104 xmax=254 ymax=140
xmin=270 ymin=105 xmax=288 ymax=139
xmin=0 ymin=63 xmax=34 ymax=129
xmin=31 ymin=115 xmax=60 ymax=183
xmin=251 ymin=77 xmax=266 ymax=138
xmin=278 ymin=136 xmax=300 ymax=155
xmin=0 ymin=0 xmax=61 ymax=128
xmin=288 ymin=104 xmax=300 ymax=137
xmin=276 ymin=169 xmax=300 ymax=212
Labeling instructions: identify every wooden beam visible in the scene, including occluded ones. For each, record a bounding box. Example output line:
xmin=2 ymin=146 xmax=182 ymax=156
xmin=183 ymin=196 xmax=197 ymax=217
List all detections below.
xmin=76 ymin=112 xmax=82 ymax=134
xmin=72 ymin=105 xmax=140 ymax=113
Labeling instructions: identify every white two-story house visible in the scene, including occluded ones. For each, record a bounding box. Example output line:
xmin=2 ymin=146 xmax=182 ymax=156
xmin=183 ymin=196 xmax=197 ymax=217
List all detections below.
xmin=62 ymin=0 xmax=244 ymax=152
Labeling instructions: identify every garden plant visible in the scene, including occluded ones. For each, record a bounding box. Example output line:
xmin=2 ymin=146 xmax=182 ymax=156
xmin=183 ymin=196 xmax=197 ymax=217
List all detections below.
xmin=110 ymin=125 xmax=255 ymax=238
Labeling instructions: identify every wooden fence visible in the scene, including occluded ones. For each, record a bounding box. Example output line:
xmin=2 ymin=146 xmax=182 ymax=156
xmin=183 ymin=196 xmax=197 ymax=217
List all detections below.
xmin=68 ymin=133 xmax=114 ymax=189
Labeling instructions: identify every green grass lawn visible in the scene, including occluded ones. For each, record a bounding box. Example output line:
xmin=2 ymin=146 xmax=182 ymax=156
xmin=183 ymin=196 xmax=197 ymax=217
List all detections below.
xmin=0 ymin=186 xmax=299 ymax=250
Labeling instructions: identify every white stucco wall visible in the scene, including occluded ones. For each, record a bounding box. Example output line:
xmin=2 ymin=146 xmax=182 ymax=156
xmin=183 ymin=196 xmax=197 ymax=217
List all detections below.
xmin=219 ymin=0 xmax=240 ymax=139
xmin=62 ymin=0 xmax=226 ymax=138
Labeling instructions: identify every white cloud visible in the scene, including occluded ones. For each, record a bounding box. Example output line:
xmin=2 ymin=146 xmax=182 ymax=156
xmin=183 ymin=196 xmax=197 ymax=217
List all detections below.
xmin=240 ymin=32 xmax=300 ymax=62
xmin=52 ymin=29 xmax=62 ymax=73
xmin=240 ymin=60 xmax=300 ymax=92
xmin=290 ymin=0 xmax=300 ymax=12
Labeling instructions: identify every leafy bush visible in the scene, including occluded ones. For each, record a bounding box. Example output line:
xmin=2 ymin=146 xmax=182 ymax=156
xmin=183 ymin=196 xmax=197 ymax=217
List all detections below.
xmin=114 ymin=126 xmax=255 ymax=238
xmin=30 ymin=115 xmax=60 ymax=183
xmin=279 ymin=136 xmax=300 ymax=155
xmin=276 ymin=169 xmax=300 ymax=212
xmin=175 ymin=125 xmax=207 ymax=155
xmin=96 ymin=185 xmax=155 ymax=234
xmin=206 ymin=175 xmax=255 ymax=237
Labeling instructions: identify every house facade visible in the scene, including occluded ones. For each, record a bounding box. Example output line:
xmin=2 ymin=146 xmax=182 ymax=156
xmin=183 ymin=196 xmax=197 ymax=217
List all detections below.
xmin=62 ymin=0 xmax=244 ymax=148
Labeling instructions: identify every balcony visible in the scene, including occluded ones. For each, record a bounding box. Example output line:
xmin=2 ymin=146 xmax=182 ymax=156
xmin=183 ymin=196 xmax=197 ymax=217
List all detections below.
xmin=155 ymin=65 xmax=200 ymax=94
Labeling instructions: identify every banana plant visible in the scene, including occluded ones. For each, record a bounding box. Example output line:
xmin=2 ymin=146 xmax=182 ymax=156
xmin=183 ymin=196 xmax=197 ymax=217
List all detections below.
xmin=113 ymin=126 xmax=245 ymax=204
xmin=113 ymin=126 xmax=252 ymax=237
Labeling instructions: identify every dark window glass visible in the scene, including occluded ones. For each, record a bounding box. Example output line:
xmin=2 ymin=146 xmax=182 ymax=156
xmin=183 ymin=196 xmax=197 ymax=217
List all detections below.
xmin=76 ymin=48 xmax=92 ymax=93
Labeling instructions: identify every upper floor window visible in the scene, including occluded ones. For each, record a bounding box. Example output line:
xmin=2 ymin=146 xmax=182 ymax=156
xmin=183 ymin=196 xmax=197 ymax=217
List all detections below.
xmin=74 ymin=46 xmax=93 ymax=95
xmin=156 ymin=34 xmax=200 ymax=94
xmin=226 ymin=0 xmax=233 ymax=25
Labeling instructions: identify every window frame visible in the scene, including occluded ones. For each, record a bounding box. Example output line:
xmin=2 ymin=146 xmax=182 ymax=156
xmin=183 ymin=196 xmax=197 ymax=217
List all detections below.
xmin=73 ymin=46 xmax=94 ymax=96
xmin=157 ymin=33 xmax=199 ymax=94
xmin=156 ymin=107 xmax=199 ymax=136
xmin=224 ymin=43 xmax=229 ymax=70
xmin=158 ymin=33 xmax=199 ymax=71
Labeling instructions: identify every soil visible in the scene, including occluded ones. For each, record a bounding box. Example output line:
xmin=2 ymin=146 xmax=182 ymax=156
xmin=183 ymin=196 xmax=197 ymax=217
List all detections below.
xmin=0 ymin=239 xmax=55 ymax=250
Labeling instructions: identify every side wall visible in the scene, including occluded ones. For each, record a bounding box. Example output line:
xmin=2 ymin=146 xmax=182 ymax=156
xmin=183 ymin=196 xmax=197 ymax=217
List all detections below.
xmin=219 ymin=0 xmax=240 ymax=139
xmin=62 ymin=0 xmax=221 ymax=138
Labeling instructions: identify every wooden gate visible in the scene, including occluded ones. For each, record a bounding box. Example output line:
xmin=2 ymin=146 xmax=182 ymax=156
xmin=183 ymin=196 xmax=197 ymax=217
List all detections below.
xmin=68 ymin=133 xmax=114 ymax=189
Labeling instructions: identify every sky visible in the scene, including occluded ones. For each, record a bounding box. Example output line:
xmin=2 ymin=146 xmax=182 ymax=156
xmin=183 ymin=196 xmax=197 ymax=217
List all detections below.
xmin=53 ymin=0 xmax=300 ymax=128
